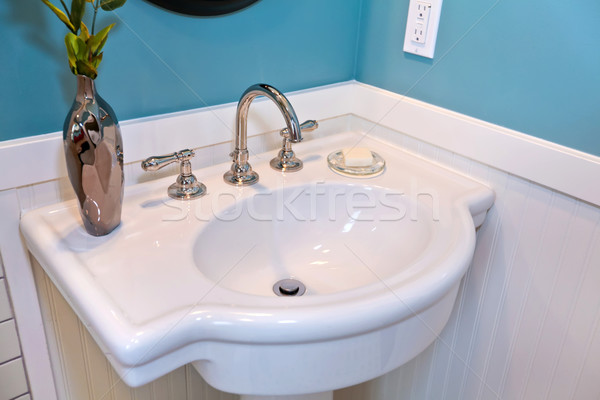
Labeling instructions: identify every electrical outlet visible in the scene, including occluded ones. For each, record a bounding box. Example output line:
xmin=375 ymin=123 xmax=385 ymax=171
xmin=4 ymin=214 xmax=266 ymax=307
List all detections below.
xmin=412 ymin=23 xmax=426 ymax=44
xmin=404 ymin=0 xmax=443 ymax=59
xmin=416 ymin=2 xmax=430 ymax=21
xmin=411 ymin=3 xmax=430 ymax=44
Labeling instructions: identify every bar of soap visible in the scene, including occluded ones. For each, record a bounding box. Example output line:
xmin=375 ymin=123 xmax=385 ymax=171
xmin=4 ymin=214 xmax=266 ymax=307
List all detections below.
xmin=342 ymin=147 xmax=373 ymax=167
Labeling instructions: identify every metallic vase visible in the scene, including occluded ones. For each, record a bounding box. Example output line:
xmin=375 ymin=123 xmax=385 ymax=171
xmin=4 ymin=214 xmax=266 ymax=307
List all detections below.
xmin=63 ymin=75 xmax=124 ymax=236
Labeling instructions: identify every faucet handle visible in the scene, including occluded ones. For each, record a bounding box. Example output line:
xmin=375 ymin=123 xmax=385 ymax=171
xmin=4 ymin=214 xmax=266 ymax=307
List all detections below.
xmin=279 ymin=120 xmax=318 ymax=139
xmin=141 ymin=149 xmax=206 ymax=200
xmin=271 ymin=120 xmax=319 ymax=172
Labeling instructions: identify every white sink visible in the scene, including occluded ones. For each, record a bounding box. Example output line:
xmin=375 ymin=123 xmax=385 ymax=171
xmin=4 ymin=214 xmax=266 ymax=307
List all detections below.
xmin=195 ymin=183 xmax=433 ymax=296
xmin=20 ymin=132 xmax=494 ymax=396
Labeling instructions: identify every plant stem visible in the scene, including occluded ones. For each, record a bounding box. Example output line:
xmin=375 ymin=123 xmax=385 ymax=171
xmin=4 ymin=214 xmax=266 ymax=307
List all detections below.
xmin=91 ymin=0 xmax=100 ymax=35
xmin=59 ymin=0 xmax=71 ymax=20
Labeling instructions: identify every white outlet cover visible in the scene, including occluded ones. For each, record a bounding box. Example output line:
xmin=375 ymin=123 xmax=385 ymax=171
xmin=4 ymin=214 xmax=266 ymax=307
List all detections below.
xmin=404 ymin=0 xmax=443 ymax=59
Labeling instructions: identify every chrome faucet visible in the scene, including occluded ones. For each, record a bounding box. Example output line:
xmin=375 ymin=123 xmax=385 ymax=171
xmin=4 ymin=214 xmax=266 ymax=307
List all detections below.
xmin=224 ymin=83 xmax=313 ymax=186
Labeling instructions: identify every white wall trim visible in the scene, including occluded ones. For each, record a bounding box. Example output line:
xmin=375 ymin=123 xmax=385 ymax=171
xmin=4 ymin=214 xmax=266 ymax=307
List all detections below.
xmin=1 ymin=80 xmax=597 ymax=205
xmin=349 ymin=82 xmax=600 ymax=206
xmin=0 ymin=189 xmax=58 ymax=400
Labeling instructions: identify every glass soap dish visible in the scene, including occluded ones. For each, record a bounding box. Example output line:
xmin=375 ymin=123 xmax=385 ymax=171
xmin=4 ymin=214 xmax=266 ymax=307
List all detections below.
xmin=327 ymin=150 xmax=386 ymax=177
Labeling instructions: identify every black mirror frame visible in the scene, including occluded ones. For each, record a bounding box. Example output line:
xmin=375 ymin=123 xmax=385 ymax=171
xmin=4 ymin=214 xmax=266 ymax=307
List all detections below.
xmin=145 ymin=0 xmax=260 ymax=16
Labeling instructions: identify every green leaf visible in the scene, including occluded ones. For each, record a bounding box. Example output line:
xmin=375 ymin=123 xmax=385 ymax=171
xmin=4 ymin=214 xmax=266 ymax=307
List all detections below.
xmin=64 ymin=32 xmax=79 ymax=72
xmin=80 ymin=21 xmax=90 ymax=42
xmin=76 ymin=60 xmax=98 ymax=79
xmin=69 ymin=0 xmax=86 ymax=33
xmin=88 ymin=23 xmax=114 ymax=56
xmin=65 ymin=31 xmax=91 ymax=72
xmin=91 ymin=52 xmax=103 ymax=69
xmin=100 ymin=0 xmax=126 ymax=11
xmin=74 ymin=35 xmax=88 ymax=60
xmin=41 ymin=0 xmax=76 ymax=32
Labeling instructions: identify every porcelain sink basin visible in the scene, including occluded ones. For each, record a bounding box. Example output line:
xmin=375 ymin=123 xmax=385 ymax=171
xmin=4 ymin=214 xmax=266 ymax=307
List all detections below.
xmin=195 ymin=183 xmax=433 ymax=296
xmin=20 ymin=132 xmax=494 ymax=396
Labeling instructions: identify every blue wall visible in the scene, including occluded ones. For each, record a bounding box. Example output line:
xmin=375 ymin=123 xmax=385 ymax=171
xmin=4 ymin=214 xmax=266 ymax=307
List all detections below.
xmin=0 ymin=0 xmax=360 ymax=141
xmin=2 ymin=0 xmax=599 ymax=157
xmin=357 ymin=0 xmax=600 ymax=155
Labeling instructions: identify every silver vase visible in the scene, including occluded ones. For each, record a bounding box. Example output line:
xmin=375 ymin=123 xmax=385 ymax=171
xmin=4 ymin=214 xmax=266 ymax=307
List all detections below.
xmin=63 ymin=75 xmax=124 ymax=236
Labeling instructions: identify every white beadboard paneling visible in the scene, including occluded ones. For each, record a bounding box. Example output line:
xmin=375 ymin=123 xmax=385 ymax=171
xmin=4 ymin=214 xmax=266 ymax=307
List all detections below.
xmin=484 ymin=183 xmax=557 ymax=397
xmin=520 ymin=201 xmax=596 ymax=399
xmin=0 ymin=189 xmax=53 ymax=399
xmin=546 ymin=203 xmax=600 ymax=400
xmin=460 ymin=177 xmax=532 ymax=400
xmin=16 ymin=177 xmax=74 ymax=214
xmin=572 ymin=302 xmax=600 ymax=400
xmin=0 ymin=358 xmax=28 ymax=399
xmin=0 ymin=278 xmax=12 ymax=322
xmin=0 ymin=320 xmax=21 ymax=364
xmin=338 ymin=116 xmax=600 ymax=400
xmin=31 ymin=257 xmax=240 ymax=400
xmin=510 ymin=193 xmax=580 ymax=399
xmin=569 ymin=217 xmax=600 ymax=400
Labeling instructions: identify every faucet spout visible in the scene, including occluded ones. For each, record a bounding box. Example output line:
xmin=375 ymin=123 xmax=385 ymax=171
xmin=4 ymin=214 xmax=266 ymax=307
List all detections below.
xmin=224 ymin=83 xmax=302 ymax=186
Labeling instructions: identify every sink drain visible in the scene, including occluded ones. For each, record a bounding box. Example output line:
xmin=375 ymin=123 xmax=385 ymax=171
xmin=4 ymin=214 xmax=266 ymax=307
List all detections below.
xmin=273 ymin=279 xmax=306 ymax=297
